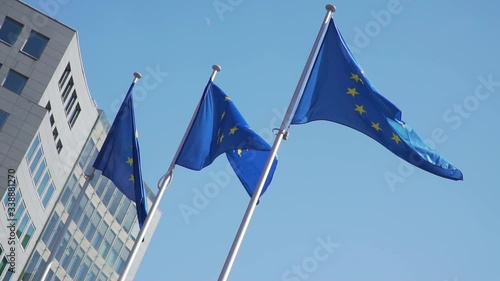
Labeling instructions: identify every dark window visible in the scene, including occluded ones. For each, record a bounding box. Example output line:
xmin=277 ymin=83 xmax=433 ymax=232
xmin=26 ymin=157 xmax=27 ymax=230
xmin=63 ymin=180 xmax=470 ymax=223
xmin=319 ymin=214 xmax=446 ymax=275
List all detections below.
xmin=68 ymin=103 xmax=81 ymax=128
xmin=52 ymin=127 xmax=58 ymax=140
xmin=49 ymin=114 xmax=55 ymax=126
xmin=22 ymin=30 xmax=49 ymax=59
xmin=61 ymin=77 xmax=73 ymax=102
xmin=0 ymin=17 xmax=23 ymax=45
xmin=45 ymin=101 xmax=51 ymax=111
xmin=58 ymin=63 xmax=71 ymax=89
xmin=3 ymin=69 xmax=28 ymax=94
xmin=65 ymin=91 xmax=77 ymax=115
xmin=0 ymin=109 xmax=8 ymax=129
xmin=56 ymin=140 xmax=63 ymax=153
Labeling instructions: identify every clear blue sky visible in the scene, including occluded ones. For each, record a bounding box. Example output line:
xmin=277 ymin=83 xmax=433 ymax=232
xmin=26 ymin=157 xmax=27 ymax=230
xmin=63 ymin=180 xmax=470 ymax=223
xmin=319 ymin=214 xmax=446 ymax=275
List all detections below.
xmin=24 ymin=0 xmax=500 ymax=280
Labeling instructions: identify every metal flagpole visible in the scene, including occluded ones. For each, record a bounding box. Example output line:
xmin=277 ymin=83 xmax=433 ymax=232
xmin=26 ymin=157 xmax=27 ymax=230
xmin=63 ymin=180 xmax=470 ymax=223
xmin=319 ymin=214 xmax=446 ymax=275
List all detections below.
xmin=118 ymin=65 xmax=222 ymax=281
xmin=40 ymin=72 xmax=143 ymax=281
xmin=217 ymin=5 xmax=336 ymax=281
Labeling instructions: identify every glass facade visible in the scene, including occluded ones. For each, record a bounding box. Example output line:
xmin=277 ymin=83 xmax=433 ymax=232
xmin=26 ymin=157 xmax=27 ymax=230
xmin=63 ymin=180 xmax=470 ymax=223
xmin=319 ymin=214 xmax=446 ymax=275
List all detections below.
xmin=20 ymin=113 xmax=154 ymax=281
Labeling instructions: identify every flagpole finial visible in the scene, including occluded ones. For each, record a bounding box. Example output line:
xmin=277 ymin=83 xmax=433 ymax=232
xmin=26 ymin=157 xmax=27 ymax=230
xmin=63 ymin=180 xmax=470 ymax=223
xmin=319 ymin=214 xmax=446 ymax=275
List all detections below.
xmin=210 ymin=65 xmax=222 ymax=82
xmin=326 ymin=4 xmax=336 ymax=12
xmin=133 ymin=72 xmax=142 ymax=84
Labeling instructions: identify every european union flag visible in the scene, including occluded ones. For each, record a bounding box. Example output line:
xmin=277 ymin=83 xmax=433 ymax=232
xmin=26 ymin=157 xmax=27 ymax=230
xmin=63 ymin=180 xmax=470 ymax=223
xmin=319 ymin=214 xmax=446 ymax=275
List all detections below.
xmin=93 ymin=82 xmax=148 ymax=227
xmin=176 ymin=81 xmax=278 ymax=197
xmin=292 ymin=19 xmax=463 ymax=180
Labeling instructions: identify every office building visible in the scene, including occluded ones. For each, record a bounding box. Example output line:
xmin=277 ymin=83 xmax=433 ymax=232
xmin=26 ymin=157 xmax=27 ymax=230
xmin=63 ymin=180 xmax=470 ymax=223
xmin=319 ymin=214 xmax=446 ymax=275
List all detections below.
xmin=0 ymin=0 xmax=161 ymax=280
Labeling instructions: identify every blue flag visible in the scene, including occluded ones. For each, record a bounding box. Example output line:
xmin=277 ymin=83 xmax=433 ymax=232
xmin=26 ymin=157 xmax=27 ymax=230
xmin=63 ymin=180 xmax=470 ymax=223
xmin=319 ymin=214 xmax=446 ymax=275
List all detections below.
xmin=292 ymin=19 xmax=463 ymax=180
xmin=176 ymin=81 xmax=278 ymax=197
xmin=93 ymin=82 xmax=148 ymax=228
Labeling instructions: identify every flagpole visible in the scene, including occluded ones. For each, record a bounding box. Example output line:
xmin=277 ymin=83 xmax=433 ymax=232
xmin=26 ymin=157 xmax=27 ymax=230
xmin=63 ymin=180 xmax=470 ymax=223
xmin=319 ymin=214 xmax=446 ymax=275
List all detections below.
xmin=39 ymin=73 xmax=143 ymax=281
xmin=217 ymin=5 xmax=335 ymax=281
xmin=118 ymin=65 xmax=222 ymax=281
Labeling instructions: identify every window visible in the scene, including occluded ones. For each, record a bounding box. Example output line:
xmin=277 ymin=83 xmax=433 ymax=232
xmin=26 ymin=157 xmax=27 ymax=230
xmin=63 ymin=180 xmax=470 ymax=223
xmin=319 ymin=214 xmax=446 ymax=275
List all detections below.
xmin=26 ymin=136 xmax=40 ymax=162
xmin=76 ymin=256 xmax=92 ymax=281
xmin=85 ymin=212 xmax=100 ymax=242
xmin=41 ymin=183 xmax=54 ymax=208
xmin=16 ymin=215 xmax=29 ymax=238
xmin=36 ymin=171 xmax=50 ymax=196
xmin=21 ymin=31 xmax=49 ymax=59
xmin=22 ymin=251 xmax=41 ymax=280
xmin=61 ymin=238 xmax=76 ymax=269
xmin=0 ymin=17 xmax=23 ymax=45
xmin=41 ymin=213 xmax=59 ymax=245
xmin=56 ymin=140 xmax=62 ymax=153
xmin=29 ymin=148 xmax=42 ymax=173
xmin=21 ymin=222 xmax=35 ymax=249
xmin=52 ymin=127 xmax=58 ymax=140
xmin=0 ymin=110 xmax=8 ymax=130
xmin=108 ymin=193 xmax=122 ymax=215
xmin=68 ymin=247 xmax=84 ymax=278
xmin=60 ymin=175 xmax=77 ymax=206
xmin=86 ymin=264 xmax=100 ymax=281
xmin=54 ymin=231 xmax=70 ymax=262
xmin=49 ymin=115 xmax=55 ymax=126
xmin=33 ymin=160 xmax=46 ymax=185
xmin=68 ymin=103 xmax=81 ymax=128
xmin=45 ymin=101 xmax=51 ymax=111
xmin=115 ymin=249 xmax=128 ymax=274
xmin=79 ymin=138 xmax=95 ymax=168
xmin=116 ymin=200 xmax=130 ymax=225
xmin=65 ymin=183 xmax=82 ymax=213
xmin=99 ymin=229 xmax=115 ymax=258
xmin=92 ymin=222 xmax=107 ymax=250
xmin=61 ymin=78 xmax=73 ymax=102
xmin=64 ymin=91 xmax=77 ymax=115
xmin=2 ymin=70 xmax=28 ymax=95
xmin=58 ymin=63 xmax=71 ymax=89
xmin=0 ymin=256 xmax=7 ymax=278
xmin=122 ymin=208 xmax=135 ymax=233
xmin=78 ymin=203 xmax=95 ymax=234
xmin=72 ymin=194 xmax=88 ymax=223
xmin=102 ymin=186 xmax=114 ymax=206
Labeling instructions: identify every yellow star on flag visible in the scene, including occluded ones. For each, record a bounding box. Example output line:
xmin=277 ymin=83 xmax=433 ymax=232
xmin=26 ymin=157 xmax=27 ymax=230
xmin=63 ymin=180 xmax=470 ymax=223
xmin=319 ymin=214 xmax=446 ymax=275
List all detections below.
xmin=371 ymin=122 xmax=382 ymax=132
xmin=229 ymin=126 xmax=238 ymax=135
xmin=221 ymin=111 xmax=226 ymax=120
xmin=237 ymin=148 xmax=242 ymax=157
xmin=391 ymin=133 xmax=401 ymax=144
xmin=350 ymin=73 xmax=362 ymax=83
xmin=218 ymin=133 xmax=224 ymax=143
xmin=354 ymin=104 xmax=366 ymax=115
xmin=346 ymin=88 xmax=359 ymax=97
xmin=225 ymin=96 xmax=231 ymax=101
xmin=126 ymin=157 xmax=133 ymax=166
xmin=129 ymin=174 xmax=135 ymax=183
